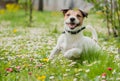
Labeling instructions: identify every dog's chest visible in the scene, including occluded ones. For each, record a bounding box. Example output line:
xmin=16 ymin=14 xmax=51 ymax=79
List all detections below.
xmin=60 ymin=35 xmax=83 ymax=52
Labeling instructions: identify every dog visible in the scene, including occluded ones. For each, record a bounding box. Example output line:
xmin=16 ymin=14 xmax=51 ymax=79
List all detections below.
xmin=49 ymin=9 xmax=100 ymax=60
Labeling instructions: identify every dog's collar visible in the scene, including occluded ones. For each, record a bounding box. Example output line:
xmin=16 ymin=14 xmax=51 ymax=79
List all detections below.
xmin=63 ymin=26 xmax=86 ymax=34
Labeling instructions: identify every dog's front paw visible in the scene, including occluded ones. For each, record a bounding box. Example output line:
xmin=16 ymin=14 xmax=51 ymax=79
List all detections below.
xmin=64 ymin=48 xmax=81 ymax=59
xmin=48 ymin=55 xmax=54 ymax=60
xmin=64 ymin=51 xmax=73 ymax=59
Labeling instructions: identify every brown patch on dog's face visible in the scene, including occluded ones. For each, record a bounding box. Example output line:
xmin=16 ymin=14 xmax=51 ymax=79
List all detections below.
xmin=64 ymin=10 xmax=85 ymax=27
xmin=65 ymin=10 xmax=84 ymax=25
xmin=61 ymin=9 xmax=88 ymax=30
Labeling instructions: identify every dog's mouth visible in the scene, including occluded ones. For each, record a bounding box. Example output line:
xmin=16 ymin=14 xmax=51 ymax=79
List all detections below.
xmin=66 ymin=23 xmax=80 ymax=29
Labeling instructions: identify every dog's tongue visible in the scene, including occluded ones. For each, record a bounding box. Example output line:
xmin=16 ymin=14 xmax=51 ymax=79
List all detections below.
xmin=68 ymin=23 xmax=76 ymax=29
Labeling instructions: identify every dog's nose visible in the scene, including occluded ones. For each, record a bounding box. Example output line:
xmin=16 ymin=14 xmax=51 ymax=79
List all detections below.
xmin=70 ymin=18 xmax=75 ymax=22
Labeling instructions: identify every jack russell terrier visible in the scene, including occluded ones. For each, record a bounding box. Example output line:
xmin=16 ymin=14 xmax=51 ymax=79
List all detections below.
xmin=49 ymin=9 xmax=100 ymax=60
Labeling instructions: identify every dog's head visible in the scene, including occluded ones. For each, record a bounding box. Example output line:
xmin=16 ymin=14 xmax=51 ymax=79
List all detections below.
xmin=61 ymin=9 xmax=88 ymax=31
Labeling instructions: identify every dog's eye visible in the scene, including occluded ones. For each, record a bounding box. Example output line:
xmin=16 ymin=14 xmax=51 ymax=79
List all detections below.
xmin=66 ymin=14 xmax=70 ymax=16
xmin=77 ymin=14 xmax=81 ymax=17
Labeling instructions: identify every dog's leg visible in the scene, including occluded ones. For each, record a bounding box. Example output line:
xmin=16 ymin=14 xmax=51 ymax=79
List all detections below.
xmin=49 ymin=46 xmax=60 ymax=60
xmin=64 ymin=48 xmax=82 ymax=59
xmin=49 ymin=35 xmax=64 ymax=60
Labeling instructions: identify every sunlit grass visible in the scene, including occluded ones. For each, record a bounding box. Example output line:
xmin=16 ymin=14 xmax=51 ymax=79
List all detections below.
xmin=0 ymin=10 xmax=62 ymax=27
xmin=0 ymin=10 xmax=120 ymax=81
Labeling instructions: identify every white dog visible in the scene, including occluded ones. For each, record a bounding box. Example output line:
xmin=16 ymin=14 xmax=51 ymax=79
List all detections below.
xmin=49 ymin=9 xmax=100 ymax=60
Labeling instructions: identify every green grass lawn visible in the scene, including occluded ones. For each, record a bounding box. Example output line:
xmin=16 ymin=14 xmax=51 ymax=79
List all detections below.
xmin=0 ymin=10 xmax=120 ymax=81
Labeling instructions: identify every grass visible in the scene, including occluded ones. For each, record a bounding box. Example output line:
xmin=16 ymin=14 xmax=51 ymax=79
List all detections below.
xmin=0 ymin=10 xmax=62 ymax=27
xmin=0 ymin=10 xmax=120 ymax=81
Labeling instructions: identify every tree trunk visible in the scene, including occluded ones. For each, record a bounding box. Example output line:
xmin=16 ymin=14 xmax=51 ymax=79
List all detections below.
xmin=115 ymin=1 xmax=120 ymax=37
xmin=110 ymin=0 xmax=117 ymax=37
xmin=69 ymin=0 xmax=74 ymax=9
xmin=29 ymin=0 xmax=33 ymax=23
xmin=105 ymin=0 xmax=111 ymax=35
xmin=38 ymin=0 xmax=43 ymax=11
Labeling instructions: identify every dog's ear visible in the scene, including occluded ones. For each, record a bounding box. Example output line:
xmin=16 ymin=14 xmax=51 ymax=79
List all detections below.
xmin=61 ymin=9 xmax=70 ymax=16
xmin=79 ymin=9 xmax=88 ymax=18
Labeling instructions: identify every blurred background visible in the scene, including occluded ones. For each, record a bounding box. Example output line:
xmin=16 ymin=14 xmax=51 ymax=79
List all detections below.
xmin=0 ymin=0 xmax=120 ymax=39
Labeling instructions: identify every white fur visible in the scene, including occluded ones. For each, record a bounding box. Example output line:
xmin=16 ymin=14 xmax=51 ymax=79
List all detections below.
xmin=49 ymin=15 xmax=100 ymax=60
